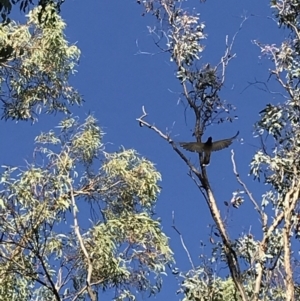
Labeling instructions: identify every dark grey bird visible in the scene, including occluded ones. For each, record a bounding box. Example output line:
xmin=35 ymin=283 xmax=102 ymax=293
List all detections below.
xmin=180 ymin=131 xmax=239 ymax=165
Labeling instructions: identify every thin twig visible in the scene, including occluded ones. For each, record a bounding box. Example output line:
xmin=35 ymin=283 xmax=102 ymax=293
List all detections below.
xmin=230 ymin=150 xmax=266 ymax=225
xmin=172 ymin=211 xmax=195 ymax=270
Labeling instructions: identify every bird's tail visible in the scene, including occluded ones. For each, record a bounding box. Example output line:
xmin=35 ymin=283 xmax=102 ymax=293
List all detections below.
xmin=202 ymin=152 xmax=211 ymax=166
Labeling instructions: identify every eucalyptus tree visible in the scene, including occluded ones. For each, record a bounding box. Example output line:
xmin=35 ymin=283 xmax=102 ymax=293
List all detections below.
xmin=0 ymin=3 xmax=173 ymax=301
xmin=0 ymin=115 xmax=173 ymax=300
xmin=0 ymin=3 xmax=81 ymax=121
xmin=0 ymin=0 xmax=65 ymax=23
xmin=136 ymin=0 xmax=300 ymax=300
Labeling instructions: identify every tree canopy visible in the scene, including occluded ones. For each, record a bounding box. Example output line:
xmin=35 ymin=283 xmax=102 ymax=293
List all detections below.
xmin=1 ymin=0 xmax=300 ymax=301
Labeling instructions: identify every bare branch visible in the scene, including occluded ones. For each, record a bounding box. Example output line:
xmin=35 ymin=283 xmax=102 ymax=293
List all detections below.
xmin=231 ymin=150 xmax=265 ymax=224
xmin=218 ymin=15 xmax=249 ymax=85
xmin=172 ymin=211 xmax=195 ymax=270
xmin=136 ymin=106 xmax=202 ymax=178
xmin=70 ymin=188 xmax=96 ymax=301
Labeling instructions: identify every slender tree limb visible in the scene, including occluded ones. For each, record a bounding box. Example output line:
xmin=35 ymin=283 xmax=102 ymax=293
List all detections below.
xmin=231 ymin=150 xmax=265 ymax=224
xmin=35 ymin=252 xmax=61 ymax=301
xmin=137 ymin=106 xmax=202 ymax=179
xmin=70 ymin=188 xmax=96 ymax=301
xmin=282 ymin=174 xmax=300 ymax=301
xmin=172 ymin=211 xmax=195 ymax=270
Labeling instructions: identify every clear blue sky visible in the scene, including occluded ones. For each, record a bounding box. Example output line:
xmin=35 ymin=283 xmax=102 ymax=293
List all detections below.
xmin=0 ymin=1 xmax=286 ymax=299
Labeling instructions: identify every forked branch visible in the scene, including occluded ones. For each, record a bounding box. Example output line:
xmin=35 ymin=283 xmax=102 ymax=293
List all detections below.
xmin=137 ymin=106 xmax=248 ymax=301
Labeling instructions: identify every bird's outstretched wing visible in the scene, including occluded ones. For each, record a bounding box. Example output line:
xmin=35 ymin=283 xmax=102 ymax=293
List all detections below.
xmin=211 ymin=131 xmax=239 ymax=152
xmin=179 ymin=142 xmax=205 ymax=152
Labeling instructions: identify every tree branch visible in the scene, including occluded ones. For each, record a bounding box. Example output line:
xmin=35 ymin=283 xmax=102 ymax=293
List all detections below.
xmin=136 ymin=106 xmax=203 ymax=179
xmin=172 ymin=211 xmax=195 ymax=270
xmin=70 ymin=188 xmax=97 ymax=301
xmin=231 ymin=150 xmax=265 ymax=224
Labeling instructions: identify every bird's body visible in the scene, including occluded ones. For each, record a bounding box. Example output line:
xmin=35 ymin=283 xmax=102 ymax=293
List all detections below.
xmin=180 ymin=131 xmax=239 ymax=165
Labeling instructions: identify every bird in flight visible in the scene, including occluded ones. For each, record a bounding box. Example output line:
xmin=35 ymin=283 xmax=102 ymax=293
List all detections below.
xmin=180 ymin=131 xmax=239 ymax=165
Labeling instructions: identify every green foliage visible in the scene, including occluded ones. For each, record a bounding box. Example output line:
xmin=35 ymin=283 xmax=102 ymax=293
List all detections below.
xmin=139 ymin=1 xmax=300 ymax=301
xmin=179 ymin=266 xmax=255 ymax=301
xmin=251 ymin=0 xmax=300 ymax=195
xmin=0 ymin=116 xmax=173 ymax=300
xmin=0 ymin=3 xmax=81 ymax=121
xmin=3 ymin=0 xmax=300 ymax=300
xmin=0 ymin=0 xmax=65 ymax=23
xmin=102 ymin=149 xmax=162 ymax=211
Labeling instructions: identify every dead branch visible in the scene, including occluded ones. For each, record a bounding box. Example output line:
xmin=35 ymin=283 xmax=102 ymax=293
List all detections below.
xmin=172 ymin=211 xmax=195 ymax=270
xmin=136 ymin=106 xmax=202 ymax=178
xmin=231 ymin=150 xmax=266 ymax=224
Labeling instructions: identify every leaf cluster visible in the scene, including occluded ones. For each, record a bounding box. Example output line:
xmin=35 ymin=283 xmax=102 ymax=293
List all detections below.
xmin=0 ymin=3 xmax=81 ymax=121
xmin=0 ymin=116 xmax=173 ymax=300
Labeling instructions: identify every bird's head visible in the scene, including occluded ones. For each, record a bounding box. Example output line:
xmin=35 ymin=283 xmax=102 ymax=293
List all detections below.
xmin=207 ymin=137 xmax=213 ymax=143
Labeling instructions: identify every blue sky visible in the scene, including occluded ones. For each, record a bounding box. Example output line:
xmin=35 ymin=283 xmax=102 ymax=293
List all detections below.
xmin=0 ymin=0 xmax=287 ymax=299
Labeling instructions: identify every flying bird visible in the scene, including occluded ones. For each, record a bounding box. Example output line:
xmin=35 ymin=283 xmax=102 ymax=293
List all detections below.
xmin=180 ymin=131 xmax=239 ymax=165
